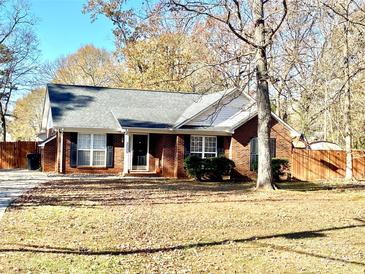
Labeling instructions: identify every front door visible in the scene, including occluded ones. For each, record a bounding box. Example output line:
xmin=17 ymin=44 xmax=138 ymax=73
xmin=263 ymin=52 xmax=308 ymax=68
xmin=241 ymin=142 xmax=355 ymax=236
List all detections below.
xmin=132 ymin=134 xmax=148 ymax=170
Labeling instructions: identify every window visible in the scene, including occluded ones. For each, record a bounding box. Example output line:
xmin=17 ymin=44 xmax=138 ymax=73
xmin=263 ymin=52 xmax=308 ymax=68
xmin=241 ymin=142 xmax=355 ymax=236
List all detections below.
xmin=77 ymin=134 xmax=106 ymax=166
xmin=190 ymin=136 xmax=217 ymax=158
xmin=250 ymin=137 xmax=276 ymax=171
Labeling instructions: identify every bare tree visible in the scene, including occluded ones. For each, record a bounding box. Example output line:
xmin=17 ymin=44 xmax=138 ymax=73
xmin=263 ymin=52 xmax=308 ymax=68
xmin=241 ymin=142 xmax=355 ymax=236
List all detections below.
xmin=0 ymin=0 xmax=39 ymax=141
xmin=323 ymin=0 xmax=365 ymax=180
xmin=166 ymin=0 xmax=287 ymax=190
xmin=268 ymin=0 xmax=323 ymax=122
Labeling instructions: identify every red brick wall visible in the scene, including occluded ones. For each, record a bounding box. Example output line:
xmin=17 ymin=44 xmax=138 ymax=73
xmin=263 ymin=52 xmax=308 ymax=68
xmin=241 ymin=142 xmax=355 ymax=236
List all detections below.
xmin=160 ymin=135 xmax=176 ymax=177
xmin=174 ymin=135 xmax=186 ymax=178
xmin=148 ymin=133 xmax=187 ymax=178
xmin=149 ymin=134 xmax=162 ymax=173
xmin=62 ymin=133 xmax=124 ymax=174
xmin=231 ymin=115 xmax=293 ymax=180
xmin=42 ymin=117 xmax=292 ymax=179
xmin=41 ymin=137 xmax=57 ymax=172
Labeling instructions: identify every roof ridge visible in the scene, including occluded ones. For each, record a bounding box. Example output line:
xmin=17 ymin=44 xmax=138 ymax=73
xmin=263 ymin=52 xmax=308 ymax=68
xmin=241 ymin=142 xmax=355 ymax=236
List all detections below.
xmin=47 ymin=83 xmax=199 ymax=95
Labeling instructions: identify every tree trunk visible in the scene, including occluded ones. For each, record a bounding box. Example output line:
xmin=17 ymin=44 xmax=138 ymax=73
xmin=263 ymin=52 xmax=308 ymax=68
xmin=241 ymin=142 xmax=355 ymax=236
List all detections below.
xmin=253 ymin=0 xmax=273 ymax=190
xmin=343 ymin=19 xmax=352 ymax=181
xmin=1 ymin=114 xmax=6 ymax=142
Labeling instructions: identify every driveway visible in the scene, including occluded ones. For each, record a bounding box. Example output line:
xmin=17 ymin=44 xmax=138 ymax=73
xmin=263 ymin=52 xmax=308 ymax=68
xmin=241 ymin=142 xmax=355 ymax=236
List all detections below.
xmin=0 ymin=169 xmax=50 ymax=220
xmin=0 ymin=169 xmax=162 ymax=221
xmin=0 ymin=170 xmax=129 ymax=220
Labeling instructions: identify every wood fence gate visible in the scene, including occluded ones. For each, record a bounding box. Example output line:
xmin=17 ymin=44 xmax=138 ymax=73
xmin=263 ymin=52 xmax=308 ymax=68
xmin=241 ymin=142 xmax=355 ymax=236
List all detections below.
xmin=0 ymin=141 xmax=39 ymax=169
xmin=291 ymin=149 xmax=365 ymax=181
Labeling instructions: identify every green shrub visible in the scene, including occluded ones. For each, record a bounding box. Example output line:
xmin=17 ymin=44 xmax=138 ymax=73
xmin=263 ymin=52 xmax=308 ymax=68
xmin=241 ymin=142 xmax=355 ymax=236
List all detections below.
xmin=208 ymin=157 xmax=235 ymax=181
xmin=184 ymin=155 xmax=204 ymax=180
xmin=271 ymin=158 xmax=289 ymax=181
xmin=251 ymin=158 xmax=289 ymax=181
xmin=184 ymin=155 xmax=235 ymax=181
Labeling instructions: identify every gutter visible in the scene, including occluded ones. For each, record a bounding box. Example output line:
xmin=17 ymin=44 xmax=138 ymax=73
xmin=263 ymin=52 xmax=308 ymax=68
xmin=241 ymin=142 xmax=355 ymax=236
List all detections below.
xmin=123 ymin=126 xmax=233 ymax=136
xmin=270 ymin=112 xmax=301 ymax=137
xmin=54 ymin=126 xmax=123 ymax=133
xmin=60 ymin=128 xmax=64 ymax=173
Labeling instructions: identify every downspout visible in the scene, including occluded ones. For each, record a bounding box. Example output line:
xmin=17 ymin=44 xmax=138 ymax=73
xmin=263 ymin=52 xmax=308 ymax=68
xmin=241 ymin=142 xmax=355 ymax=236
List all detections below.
xmin=60 ymin=128 xmax=64 ymax=173
xmin=123 ymin=129 xmax=129 ymax=174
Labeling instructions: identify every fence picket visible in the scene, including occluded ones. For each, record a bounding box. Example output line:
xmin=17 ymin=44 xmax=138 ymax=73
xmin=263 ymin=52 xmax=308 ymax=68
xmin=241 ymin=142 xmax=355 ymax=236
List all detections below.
xmin=0 ymin=141 xmax=39 ymax=169
xmin=292 ymin=149 xmax=365 ymax=181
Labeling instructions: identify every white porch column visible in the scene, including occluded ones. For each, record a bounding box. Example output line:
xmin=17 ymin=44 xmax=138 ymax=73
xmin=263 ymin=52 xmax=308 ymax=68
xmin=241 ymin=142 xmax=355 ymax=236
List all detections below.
xmin=123 ymin=131 xmax=130 ymax=174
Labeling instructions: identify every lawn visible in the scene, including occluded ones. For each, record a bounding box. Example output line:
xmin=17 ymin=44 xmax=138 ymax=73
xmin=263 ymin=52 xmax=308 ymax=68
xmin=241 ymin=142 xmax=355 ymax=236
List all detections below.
xmin=0 ymin=179 xmax=364 ymax=273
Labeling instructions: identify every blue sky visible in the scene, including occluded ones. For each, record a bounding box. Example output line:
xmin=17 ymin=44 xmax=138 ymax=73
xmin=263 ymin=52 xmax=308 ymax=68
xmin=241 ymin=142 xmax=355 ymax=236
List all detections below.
xmin=30 ymin=0 xmax=116 ymax=62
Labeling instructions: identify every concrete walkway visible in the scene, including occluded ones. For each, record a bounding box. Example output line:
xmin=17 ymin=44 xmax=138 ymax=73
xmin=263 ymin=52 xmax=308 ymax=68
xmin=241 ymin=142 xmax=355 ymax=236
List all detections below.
xmin=0 ymin=169 xmax=51 ymax=220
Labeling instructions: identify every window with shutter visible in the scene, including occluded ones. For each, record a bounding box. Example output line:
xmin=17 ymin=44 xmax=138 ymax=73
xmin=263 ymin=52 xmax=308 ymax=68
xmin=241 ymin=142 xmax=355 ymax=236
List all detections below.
xmin=106 ymin=134 xmax=114 ymax=167
xmin=70 ymin=133 xmax=78 ymax=168
xmin=77 ymin=134 xmax=107 ymax=166
xmin=184 ymin=135 xmax=190 ymax=158
xmin=217 ymin=136 xmax=224 ymax=156
xmin=250 ymin=137 xmax=276 ymax=171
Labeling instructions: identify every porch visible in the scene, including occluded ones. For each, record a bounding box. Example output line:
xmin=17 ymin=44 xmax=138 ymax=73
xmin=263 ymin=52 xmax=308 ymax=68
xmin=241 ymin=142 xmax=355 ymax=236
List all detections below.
xmin=123 ymin=132 xmax=186 ymax=178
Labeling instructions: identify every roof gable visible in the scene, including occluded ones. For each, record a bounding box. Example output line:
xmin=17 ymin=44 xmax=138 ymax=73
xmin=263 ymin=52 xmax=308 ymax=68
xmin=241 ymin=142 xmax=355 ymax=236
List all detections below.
xmin=184 ymin=91 xmax=251 ymax=127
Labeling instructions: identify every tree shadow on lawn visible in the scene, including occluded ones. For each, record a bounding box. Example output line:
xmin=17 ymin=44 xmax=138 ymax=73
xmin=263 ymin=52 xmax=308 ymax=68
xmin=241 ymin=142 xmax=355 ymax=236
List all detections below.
xmin=9 ymin=179 xmax=365 ymax=209
xmin=277 ymin=180 xmax=365 ymax=192
xmin=1 ymin=218 xmax=365 ymax=267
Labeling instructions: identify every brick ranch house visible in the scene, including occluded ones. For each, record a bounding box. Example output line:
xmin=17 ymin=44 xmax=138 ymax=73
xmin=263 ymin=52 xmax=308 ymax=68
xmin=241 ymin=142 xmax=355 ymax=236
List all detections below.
xmin=39 ymin=83 xmax=300 ymax=179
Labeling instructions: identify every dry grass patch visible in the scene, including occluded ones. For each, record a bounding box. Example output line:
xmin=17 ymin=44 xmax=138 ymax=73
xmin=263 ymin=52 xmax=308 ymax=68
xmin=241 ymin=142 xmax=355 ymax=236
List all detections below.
xmin=0 ymin=179 xmax=364 ymax=273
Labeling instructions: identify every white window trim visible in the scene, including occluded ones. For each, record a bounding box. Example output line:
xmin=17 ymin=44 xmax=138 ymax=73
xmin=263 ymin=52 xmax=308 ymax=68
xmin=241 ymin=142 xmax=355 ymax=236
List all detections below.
xmin=77 ymin=133 xmax=107 ymax=167
xmin=190 ymin=135 xmax=217 ymax=158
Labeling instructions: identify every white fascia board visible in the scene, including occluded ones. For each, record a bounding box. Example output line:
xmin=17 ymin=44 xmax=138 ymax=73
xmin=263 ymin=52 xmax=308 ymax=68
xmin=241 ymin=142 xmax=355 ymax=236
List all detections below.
xmin=47 ymin=108 xmax=53 ymax=131
xmin=55 ymin=126 xmax=231 ymax=136
xmin=271 ymin=112 xmax=301 ymax=137
xmin=230 ymin=110 xmax=301 ymax=137
xmin=228 ymin=103 xmax=257 ymax=131
xmin=55 ymin=127 xmax=125 ymax=134
xmin=123 ymin=127 xmax=233 ymax=136
xmin=40 ymin=88 xmax=50 ymax=131
xmin=240 ymin=90 xmax=256 ymax=104
xmin=38 ymin=134 xmax=57 ymax=147
xmin=110 ymin=110 xmax=125 ymax=132
xmin=230 ymin=111 xmax=258 ymax=132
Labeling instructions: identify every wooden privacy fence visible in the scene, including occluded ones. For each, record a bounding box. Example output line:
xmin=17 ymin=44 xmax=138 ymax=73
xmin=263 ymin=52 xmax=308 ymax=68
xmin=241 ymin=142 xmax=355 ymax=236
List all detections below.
xmin=291 ymin=149 xmax=365 ymax=181
xmin=0 ymin=141 xmax=39 ymax=169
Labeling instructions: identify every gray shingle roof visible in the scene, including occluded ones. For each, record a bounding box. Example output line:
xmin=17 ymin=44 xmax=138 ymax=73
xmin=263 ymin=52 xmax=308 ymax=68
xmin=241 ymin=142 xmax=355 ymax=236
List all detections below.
xmin=46 ymin=84 xmax=300 ymax=136
xmin=47 ymin=84 xmax=201 ymax=130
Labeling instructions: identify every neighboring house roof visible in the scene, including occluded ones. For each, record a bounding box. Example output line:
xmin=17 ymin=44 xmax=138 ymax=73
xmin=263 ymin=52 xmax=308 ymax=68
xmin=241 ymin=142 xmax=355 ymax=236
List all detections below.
xmin=36 ymin=132 xmax=46 ymax=142
xmin=309 ymin=141 xmax=342 ymax=150
xmin=43 ymin=83 xmax=300 ymax=136
xmin=292 ymin=135 xmax=308 ymax=148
